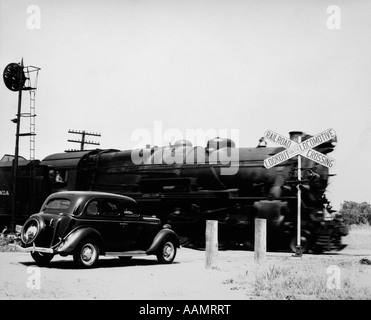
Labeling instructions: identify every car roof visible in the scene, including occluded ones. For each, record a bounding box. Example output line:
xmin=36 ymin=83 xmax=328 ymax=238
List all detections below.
xmin=47 ymin=191 xmax=137 ymax=203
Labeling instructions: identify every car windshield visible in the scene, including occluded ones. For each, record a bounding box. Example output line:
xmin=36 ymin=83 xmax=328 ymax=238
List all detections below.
xmin=43 ymin=198 xmax=72 ymax=214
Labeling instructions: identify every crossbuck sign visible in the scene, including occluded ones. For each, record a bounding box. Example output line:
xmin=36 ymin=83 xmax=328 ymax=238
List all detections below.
xmin=263 ymin=129 xmax=336 ymax=169
xmin=262 ymin=128 xmax=336 ymax=256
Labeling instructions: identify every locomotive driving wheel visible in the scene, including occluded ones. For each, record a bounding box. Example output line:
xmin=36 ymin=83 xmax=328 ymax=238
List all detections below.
xmin=289 ymin=232 xmax=310 ymax=253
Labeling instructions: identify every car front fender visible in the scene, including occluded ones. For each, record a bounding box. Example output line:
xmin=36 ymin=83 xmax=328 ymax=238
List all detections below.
xmin=55 ymin=227 xmax=103 ymax=255
xmin=146 ymin=228 xmax=180 ymax=255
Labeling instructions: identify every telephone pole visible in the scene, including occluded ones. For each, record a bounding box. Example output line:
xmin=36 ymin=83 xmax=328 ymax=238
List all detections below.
xmin=66 ymin=130 xmax=101 ymax=151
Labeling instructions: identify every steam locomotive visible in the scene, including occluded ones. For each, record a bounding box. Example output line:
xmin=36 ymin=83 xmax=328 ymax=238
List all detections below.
xmin=0 ymin=131 xmax=348 ymax=252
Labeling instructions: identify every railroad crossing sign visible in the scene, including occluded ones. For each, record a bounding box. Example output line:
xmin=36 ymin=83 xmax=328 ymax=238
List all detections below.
xmin=263 ymin=128 xmax=336 ymax=169
xmin=262 ymin=129 xmax=336 ymax=257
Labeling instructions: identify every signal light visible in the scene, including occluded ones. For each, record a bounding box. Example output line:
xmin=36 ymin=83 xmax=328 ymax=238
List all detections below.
xmin=3 ymin=62 xmax=26 ymax=91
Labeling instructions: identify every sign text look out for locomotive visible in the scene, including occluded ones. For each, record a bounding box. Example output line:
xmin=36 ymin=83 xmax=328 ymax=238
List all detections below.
xmin=263 ymin=129 xmax=336 ymax=169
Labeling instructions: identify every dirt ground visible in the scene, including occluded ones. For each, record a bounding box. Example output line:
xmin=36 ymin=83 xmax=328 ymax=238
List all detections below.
xmin=1 ymin=246 xmax=371 ymax=300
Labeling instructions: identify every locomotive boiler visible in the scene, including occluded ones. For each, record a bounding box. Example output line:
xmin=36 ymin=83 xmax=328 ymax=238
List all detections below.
xmin=32 ymin=131 xmax=347 ymax=253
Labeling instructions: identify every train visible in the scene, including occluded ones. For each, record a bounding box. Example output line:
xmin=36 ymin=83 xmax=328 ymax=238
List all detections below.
xmin=0 ymin=131 xmax=348 ymax=253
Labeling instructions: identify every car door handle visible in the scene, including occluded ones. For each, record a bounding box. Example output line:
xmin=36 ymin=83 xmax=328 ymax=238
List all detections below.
xmin=119 ymin=222 xmax=128 ymax=226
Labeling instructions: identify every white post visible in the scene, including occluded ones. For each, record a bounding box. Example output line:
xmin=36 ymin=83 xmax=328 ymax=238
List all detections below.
xmin=297 ymin=134 xmax=302 ymax=251
xmin=254 ymin=218 xmax=266 ymax=264
xmin=205 ymin=220 xmax=218 ymax=269
xmin=289 ymin=130 xmax=303 ymax=257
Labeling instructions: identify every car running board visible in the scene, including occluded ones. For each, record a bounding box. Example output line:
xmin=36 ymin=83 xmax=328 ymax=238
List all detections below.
xmin=105 ymin=250 xmax=147 ymax=257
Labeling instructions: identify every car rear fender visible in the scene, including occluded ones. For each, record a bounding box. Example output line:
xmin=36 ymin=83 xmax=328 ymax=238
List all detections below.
xmin=55 ymin=227 xmax=103 ymax=255
xmin=146 ymin=228 xmax=179 ymax=255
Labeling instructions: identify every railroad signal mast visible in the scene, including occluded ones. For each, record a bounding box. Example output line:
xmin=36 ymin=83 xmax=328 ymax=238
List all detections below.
xmin=66 ymin=130 xmax=101 ymax=151
xmin=3 ymin=58 xmax=41 ymax=232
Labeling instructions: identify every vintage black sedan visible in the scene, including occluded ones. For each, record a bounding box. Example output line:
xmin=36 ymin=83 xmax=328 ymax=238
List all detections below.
xmin=17 ymin=191 xmax=179 ymax=268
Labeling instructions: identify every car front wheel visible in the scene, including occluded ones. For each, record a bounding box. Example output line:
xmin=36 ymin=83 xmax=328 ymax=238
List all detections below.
xmin=73 ymin=239 xmax=99 ymax=268
xmin=156 ymin=240 xmax=176 ymax=264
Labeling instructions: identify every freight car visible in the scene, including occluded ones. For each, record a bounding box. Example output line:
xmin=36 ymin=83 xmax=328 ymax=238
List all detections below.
xmin=0 ymin=132 xmax=348 ymax=252
xmin=0 ymin=156 xmax=51 ymax=228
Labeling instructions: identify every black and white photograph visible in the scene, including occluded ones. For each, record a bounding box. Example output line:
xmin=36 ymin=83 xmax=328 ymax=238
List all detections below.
xmin=1 ymin=0 xmax=371 ymax=306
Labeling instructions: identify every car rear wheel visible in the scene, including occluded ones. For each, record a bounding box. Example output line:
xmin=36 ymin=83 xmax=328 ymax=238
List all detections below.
xmin=31 ymin=252 xmax=54 ymax=266
xmin=73 ymin=239 xmax=99 ymax=268
xmin=156 ymin=240 xmax=176 ymax=264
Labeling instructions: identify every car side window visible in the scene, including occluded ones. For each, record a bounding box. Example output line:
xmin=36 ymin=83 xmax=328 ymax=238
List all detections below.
xmin=121 ymin=201 xmax=138 ymax=216
xmin=85 ymin=199 xmax=136 ymax=217
xmin=86 ymin=200 xmax=99 ymax=216
xmin=99 ymin=199 xmax=121 ymax=217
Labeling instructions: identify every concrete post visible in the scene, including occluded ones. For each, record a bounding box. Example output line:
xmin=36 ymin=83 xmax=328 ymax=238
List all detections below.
xmin=205 ymin=220 xmax=218 ymax=269
xmin=254 ymin=218 xmax=266 ymax=264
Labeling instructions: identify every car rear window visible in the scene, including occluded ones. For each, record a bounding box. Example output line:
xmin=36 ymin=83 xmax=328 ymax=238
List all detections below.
xmin=43 ymin=198 xmax=71 ymax=214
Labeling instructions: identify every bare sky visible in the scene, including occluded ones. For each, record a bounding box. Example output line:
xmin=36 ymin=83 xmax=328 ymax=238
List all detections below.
xmin=1 ymin=0 xmax=371 ymax=209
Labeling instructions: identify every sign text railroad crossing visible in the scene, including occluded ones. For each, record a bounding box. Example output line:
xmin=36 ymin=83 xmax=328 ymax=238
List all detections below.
xmin=263 ymin=128 xmax=336 ymax=169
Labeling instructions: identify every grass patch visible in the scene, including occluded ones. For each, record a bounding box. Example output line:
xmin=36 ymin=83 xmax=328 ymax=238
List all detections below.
xmin=253 ymin=258 xmax=371 ymax=300
xmin=0 ymin=236 xmax=20 ymax=252
xmin=343 ymin=224 xmax=371 ymax=249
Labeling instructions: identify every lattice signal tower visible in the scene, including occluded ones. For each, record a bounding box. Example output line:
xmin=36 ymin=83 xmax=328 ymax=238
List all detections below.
xmin=22 ymin=65 xmax=40 ymax=160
